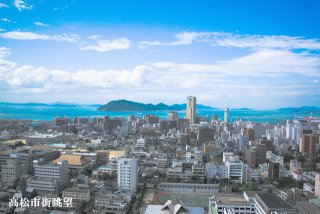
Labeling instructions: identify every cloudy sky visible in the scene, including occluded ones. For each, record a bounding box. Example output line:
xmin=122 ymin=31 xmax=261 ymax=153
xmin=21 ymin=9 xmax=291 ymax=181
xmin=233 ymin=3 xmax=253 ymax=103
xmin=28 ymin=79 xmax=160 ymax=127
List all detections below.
xmin=0 ymin=0 xmax=320 ymax=109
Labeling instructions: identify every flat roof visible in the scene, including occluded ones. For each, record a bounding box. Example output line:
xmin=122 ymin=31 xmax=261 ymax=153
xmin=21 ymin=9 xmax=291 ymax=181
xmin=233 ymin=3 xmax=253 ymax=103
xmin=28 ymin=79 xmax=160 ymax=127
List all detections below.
xmin=255 ymin=193 xmax=293 ymax=209
xmin=211 ymin=193 xmax=250 ymax=206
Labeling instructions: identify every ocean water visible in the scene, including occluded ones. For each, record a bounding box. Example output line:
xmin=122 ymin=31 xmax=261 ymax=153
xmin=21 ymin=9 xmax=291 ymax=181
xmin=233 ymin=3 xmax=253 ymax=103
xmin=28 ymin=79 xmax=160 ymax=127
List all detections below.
xmin=0 ymin=103 xmax=319 ymax=123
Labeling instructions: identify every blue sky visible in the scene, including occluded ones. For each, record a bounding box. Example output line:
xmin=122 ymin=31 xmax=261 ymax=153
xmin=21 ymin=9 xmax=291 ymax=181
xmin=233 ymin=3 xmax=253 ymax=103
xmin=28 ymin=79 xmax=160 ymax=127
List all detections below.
xmin=0 ymin=0 xmax=320 ymax=109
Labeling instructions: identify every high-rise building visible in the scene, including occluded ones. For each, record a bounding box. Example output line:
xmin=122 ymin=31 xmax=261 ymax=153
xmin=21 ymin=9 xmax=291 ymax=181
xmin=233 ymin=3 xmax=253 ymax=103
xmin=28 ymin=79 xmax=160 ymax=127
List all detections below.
xmin=186 ymin=96 xmax=196 ymax=124
xmin=168 ymin=111 xmax=178 ymax=121
xmin=299 ymin=130 xmax=318 ymax=156
xmin=1 ymin=157 xmax=21 ymax=187
xmin=268 ymin=159 xmax=280 ymax=182
xmin=315 ymin=173 xmax=320 ymax=197
xmin=224 ymin=107 xmax=229 ymax=123
xmin=117 ymin=158 xmax=138 ymax=192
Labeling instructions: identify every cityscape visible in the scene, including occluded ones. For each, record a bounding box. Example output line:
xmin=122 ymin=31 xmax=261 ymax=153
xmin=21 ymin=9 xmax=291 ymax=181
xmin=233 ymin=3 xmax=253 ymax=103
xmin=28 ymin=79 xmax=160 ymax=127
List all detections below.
xmin=1 ymin=1 xmax=320 ymax=214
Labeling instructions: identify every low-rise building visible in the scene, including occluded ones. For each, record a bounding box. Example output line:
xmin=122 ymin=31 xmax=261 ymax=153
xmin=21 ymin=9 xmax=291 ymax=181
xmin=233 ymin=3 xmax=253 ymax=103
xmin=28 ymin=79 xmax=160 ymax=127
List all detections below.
xmin=62 ymin=184 xmax=90 ymax=202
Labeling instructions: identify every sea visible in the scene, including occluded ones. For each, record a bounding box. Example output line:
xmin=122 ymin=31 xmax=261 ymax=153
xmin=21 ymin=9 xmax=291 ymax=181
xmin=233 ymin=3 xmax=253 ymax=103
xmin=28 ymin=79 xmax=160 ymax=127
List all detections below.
xmin=0 ymin=103 xmax=319 ymax=124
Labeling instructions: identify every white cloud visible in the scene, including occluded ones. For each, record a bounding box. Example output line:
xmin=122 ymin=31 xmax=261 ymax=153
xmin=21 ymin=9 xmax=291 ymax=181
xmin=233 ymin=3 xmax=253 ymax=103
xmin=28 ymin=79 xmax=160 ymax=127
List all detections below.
xmin=0 ymin=47 xmax=10 ymax=57
xmin=34 ymin=22 xmax=50 ymax=27
xmin=1 ymin=18 xmax=11 ymax=22
xmin=0 ymin=31 xmax=79 ymax=43
xmin=87 ymin=35 xmax=102 ymax=40
xmin=139 ymin=31 xmax=320 ymax=51
xmin=0 ymin=28 xmax=5 ymax=32
xmin=14 ymin=0 xmax=34 ymax=11
xmin=0 ymin=3 xmax=9 ymax=8
xmin=80 ymin=37 xmax=131 ymax=52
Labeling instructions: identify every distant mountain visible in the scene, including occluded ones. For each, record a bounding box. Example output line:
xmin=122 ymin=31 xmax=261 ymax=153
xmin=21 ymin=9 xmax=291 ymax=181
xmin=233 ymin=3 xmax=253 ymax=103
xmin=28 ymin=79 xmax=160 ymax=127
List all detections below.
xmin=231 ymin=108 xmax=254 ymax=111
xmin=278 ymin=106 xmax=320 ymax=112
xmin=97 ymin=99 xmax=215 ymax=111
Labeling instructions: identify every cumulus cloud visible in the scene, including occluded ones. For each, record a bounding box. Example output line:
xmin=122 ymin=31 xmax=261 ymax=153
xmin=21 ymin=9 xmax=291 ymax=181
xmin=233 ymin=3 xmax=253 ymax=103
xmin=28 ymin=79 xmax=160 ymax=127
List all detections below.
xmin=14 ymin=0 xmax=34 ymax=11
xmin=80 ymin=37 xmax=131 ymax=52
xmin=33 ymin=22 xmax=50 ymax=27
xmin=0 ymin=31 xmax=79 ymax=43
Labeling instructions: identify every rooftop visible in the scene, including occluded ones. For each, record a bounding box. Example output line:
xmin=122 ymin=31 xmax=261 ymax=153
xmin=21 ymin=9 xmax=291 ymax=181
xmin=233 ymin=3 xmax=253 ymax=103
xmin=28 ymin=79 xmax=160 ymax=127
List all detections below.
xmin=255 ymin=193 xmax=293 ymax=209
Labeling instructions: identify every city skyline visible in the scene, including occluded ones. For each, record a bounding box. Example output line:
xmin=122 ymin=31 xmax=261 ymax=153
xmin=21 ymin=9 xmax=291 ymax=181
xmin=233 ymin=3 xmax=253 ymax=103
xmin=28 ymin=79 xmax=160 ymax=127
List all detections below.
xmin=0 ymin=1 xmax=320 ymax=109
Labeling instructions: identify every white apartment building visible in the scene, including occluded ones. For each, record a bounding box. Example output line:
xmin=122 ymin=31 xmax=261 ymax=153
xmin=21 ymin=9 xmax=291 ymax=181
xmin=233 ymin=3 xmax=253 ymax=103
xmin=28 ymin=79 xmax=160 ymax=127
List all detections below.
xmin=117 ymin=158 xmax=138 ymax=192
xmin=226 ymin=155 xmax=243 ymax=184
xmin=27 ymin=159 xmax=68 ymax=194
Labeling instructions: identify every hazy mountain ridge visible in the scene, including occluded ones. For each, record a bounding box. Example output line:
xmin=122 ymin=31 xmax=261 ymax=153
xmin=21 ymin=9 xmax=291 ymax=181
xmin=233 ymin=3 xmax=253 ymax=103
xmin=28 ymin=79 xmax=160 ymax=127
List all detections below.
xmin=97 ymin=100 xmax=215 ymax=111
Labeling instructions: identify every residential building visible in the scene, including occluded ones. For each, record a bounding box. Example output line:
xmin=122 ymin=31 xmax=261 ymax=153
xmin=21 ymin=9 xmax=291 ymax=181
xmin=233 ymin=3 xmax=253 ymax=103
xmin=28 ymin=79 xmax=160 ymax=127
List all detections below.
xmin=117 ymin=158 xmax=138 ymax=192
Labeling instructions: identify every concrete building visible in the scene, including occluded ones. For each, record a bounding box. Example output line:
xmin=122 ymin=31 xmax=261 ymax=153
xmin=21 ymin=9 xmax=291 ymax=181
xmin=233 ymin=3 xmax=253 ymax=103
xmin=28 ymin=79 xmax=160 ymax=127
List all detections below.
xmin=62 ymin=184 xmax=90 ymax=202
xmin=94 ymin=193 xmax=131 ymax=214
xmin=145 ymin=200 xmax=204 ymax=214
xmin=159 ymin=182 xmax=219 ymax=193
xmin=27 ymin=159 xmax=68 ymax=195
xmin=268 ymin=159 xmax=280 ymax=182
xmin=209 ymin=192 xmax=256 ymax=214
xmin=1 ymin=157 xmax=21 ymax=187
xmin=186 ymin=96 xmax=196 ymax=124
xmin=254 ymin=193 xmax=297 ymax=214
xmin=299 ymin=130 xmax=318 ymax=156
xmin=226 ymin=155 xmax=243 ymax=184
xmin=315 ymin=172 xmax=320 ymax=197
xmin=168 ymin=111 xmax=178 ymax=121
xmin=117 ymin=158 xmax=138 ymax=192
xmin=224 ymin=107 xmax=230 ymax=123
xmin=26 ymin=132 xmax=64 ymax=145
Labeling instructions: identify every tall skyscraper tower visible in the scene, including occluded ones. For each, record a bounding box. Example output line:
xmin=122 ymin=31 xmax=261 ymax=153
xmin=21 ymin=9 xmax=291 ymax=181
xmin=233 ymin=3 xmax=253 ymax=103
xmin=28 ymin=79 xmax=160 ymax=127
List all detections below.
xmin=224 ymin=107 xmax=229 ymax=123
xmin=186 ymin=96 xmax=196 ymax=124
xmin=117 ymin=158 xmax=138 ymax=192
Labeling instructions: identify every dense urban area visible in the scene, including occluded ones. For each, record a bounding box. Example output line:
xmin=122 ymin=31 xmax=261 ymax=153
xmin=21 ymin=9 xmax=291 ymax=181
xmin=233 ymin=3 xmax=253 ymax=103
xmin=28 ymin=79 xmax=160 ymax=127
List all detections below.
xmin=0 ymin=96 xmax=319 ymax=214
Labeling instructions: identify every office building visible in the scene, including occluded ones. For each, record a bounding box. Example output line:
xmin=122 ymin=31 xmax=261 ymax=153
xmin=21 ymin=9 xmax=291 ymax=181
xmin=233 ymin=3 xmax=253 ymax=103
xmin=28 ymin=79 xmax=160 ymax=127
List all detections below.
xmin=224 ymin=107 xmax=229 ymax=123
xmin=27 ymin=159 xmax=68 ymax=195
xmin=299 ymin=130 xmax=318 ymax=156
xmin=62 ymin=184 xmax=90 ymax=202
xmin=315 ymin=173 xmax=320 ymax=197
xmin=186 ymin=96 xmax=196 ymax=124
xmin=226 ymin=155 xmax=243 ymax=184
xmin=117 ymin=158 xmax=138 ymax=192
xmin=167 ymin=111 xmax=178 ymax=121
xmin=268 ymin=159 xmax=280 ymax=182
xmin=1 ymin=157 xmax=21 ymax=187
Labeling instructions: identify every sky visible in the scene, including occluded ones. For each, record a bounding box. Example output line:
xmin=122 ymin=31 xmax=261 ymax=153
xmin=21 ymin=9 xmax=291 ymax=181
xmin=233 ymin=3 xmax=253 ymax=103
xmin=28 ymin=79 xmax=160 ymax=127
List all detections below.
xmin=0 ymin=0 xmax=320 ymax=109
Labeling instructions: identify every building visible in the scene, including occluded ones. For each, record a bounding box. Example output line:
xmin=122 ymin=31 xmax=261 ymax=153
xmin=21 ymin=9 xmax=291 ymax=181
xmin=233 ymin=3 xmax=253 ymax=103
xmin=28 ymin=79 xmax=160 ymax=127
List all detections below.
xmin=145 ymin=200 xmax=204 ymax=214
xmin=244 ymin=146 xmax=267 ymax=167
xmin=158 ymin=182 xmax=219 ymax=193
xmin=94 ymin=193 xmax=131 ymax=214
xmin=117 ymin=158 xmax=138 ymax=192
xmin=1 ymin=157 xmax=21 ymax=187
xmin=268 ymin=159 xmax=280 ymax=182
xmin=254 ymin=193 xmax=297 ymax=214
xmin=26 ymin=132 xmax=64 ymax=145
xmin=315 ymin=173 xmax=320 ymax=197
xmin=27 ymin=159 xmax=68 ymax=195
xmin=226 ymin=155 xmax=243 ymax=184
xmin=299 ymin=130 xmax=318 ymax=156
xmin=62 ymin=184 xmax=90 ymax=202
xmin=186 ymin=96 xmax=196 ymax=124
xmin=53 ymin=154 xmax=94 ymax=175
xmin=168 ymin=111 xmax=178 ymax=121
xmin=209 ymin=192 xmax=256 ymax=214
xmin=224 ymin=107 xmax=229 ymax=123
